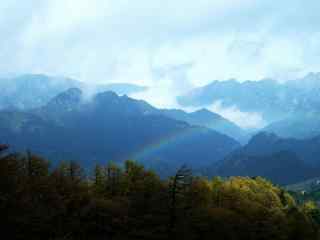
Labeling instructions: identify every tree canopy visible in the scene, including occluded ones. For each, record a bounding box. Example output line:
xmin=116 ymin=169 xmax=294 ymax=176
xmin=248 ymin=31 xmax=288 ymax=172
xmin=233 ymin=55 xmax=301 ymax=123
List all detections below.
xmin=0 ymin=147 xmax=319 ymax=240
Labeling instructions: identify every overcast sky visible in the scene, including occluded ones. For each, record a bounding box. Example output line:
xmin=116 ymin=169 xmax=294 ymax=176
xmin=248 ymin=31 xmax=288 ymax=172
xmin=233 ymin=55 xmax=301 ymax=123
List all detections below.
xmin=1 ymin=1 xmax=320 ymax=127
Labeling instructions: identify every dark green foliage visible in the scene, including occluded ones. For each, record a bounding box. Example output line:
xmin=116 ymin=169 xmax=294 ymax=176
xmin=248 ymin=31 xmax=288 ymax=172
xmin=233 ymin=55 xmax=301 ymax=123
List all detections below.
xmin=0 ymin=149 xmax=319 ymax=240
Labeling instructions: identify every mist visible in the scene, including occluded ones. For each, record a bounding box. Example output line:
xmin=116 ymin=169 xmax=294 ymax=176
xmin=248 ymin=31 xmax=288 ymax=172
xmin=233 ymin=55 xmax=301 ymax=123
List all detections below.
xmin=1 ymin=0 xmax=320 ymax=127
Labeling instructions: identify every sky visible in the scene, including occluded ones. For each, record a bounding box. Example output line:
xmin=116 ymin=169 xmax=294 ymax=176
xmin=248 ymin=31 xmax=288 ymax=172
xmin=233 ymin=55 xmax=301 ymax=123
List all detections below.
xmin=1 ymin=0 xmax=320 ymax=128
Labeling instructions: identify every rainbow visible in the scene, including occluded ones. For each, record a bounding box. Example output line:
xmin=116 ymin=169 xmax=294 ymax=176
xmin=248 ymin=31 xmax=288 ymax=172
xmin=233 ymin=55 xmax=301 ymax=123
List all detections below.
xmin=131 ymin=127 xmax=208 ymax=161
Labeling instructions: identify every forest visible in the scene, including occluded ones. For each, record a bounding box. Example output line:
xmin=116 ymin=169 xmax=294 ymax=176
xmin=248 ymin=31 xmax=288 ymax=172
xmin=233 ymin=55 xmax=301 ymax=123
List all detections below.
xmin=1 ymin=144 xmax=319 ymax=240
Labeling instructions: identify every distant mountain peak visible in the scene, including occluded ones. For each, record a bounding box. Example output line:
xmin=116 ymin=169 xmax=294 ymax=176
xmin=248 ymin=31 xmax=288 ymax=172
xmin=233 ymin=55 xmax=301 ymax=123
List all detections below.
xmin=194 ymin=108 xmax=211 ymax=114
xmin=46 ymin=88 xmax=83 ymax=109
xmin=93 ymin=91 xmax=121 ymax=107
xmin=248 ymin=132 xmax=280 ymax=145
xmin=56 ymin=87 xmax=82 ymax=100
xmin=177 ymin=73 xmax=320 ymax=124
xmin=304 ymin=72 xmax=320 ymax=79
xmin=192 ymin=108 xmax=219 ymax=117
xmin=0 ymin=74 xmax=148 ymax=111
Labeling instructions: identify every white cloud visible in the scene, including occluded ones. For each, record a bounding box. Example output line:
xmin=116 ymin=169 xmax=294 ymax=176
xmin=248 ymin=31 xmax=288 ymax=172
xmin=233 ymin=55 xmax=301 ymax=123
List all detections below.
xmin=1 ymin=0 xmax=320 ymax=109
xmin=208 ymin=101 xmax=267 ymax=129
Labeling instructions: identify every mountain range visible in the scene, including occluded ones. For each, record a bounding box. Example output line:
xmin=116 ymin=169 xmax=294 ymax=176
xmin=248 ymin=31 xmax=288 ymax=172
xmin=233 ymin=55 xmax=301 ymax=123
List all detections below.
xmin=160 ymin=108 xmax=247 ymax=143
xmin=263 ymin=113 xmax=320 ymax=139
xmin=2 ymin=73 xmax=320 ymax=184
xmin=178 ymin=72 xmax=320 ymax=124
xmin=211 ymin=132 xmax=320 ymax=185
xmin=0 ymin=74 xmax=147 ymax=110
xmin=0 ymin=88 xmax=240 ymax=176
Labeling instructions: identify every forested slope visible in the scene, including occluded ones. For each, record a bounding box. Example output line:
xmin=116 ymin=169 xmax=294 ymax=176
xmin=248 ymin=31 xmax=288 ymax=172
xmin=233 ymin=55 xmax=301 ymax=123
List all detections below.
xmin=0 ymin=146 xmax=319 ymax=240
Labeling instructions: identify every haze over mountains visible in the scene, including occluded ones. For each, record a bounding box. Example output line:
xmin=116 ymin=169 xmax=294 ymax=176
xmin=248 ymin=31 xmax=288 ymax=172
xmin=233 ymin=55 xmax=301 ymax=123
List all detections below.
xmin=213 ymin=132 xmax=320 ymax=185
xmin=160 ymin=108 xmax=247 ymax=142
xmin=3 ymin=2 xmax=320 ymax=238
xmin=2 ymin=73 xmax=320 ymax=184
xmin=0 ymin=86 xmax=240 ymax=176
xmin=0 ymin=74 xmax=147 ymax=110
xmin=178 ymin=72 xmax=320 ymax=135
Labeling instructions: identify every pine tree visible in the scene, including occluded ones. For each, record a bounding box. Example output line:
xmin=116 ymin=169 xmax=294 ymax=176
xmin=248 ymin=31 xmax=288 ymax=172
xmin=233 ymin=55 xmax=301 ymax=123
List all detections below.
xmin=167 ymin=165 xmax=193 ymax=238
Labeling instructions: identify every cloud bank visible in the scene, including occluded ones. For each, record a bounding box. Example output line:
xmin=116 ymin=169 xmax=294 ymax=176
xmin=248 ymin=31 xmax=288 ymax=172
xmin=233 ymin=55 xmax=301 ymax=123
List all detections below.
xmin=1 ymin=0 xmax=320 ymax=127
xmin=208 ymin=101 xmax=267 ymax=129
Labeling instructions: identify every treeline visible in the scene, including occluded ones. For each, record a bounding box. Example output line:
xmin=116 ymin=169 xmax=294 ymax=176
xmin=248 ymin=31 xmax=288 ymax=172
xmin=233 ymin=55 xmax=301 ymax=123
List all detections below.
xmin=0 ymin=145 xmax=319 ymax=240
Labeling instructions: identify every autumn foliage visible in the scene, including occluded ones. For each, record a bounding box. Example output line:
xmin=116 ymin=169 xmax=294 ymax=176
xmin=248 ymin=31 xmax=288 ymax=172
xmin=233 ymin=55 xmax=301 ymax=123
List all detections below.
xmin=0 ymin=148 xmax=319 ymax=240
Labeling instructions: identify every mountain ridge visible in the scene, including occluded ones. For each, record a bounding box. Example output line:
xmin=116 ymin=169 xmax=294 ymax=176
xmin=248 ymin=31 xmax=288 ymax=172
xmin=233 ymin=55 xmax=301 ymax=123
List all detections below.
xmin=0 ymin=74 xmax=148 ymax=110
xmin=0 ymin=88 xmax=240 ymax=176
xmin=177 ymin=73 xmax=320 ymax=124
xmin=210 ymin=132 xmax=320 ymax=185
